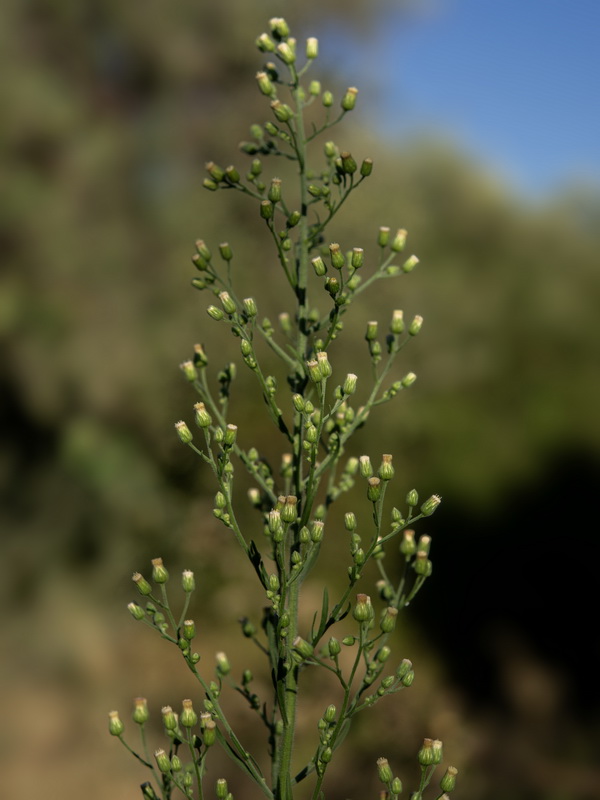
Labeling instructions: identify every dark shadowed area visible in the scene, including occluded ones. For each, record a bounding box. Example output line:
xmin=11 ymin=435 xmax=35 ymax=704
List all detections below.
xmin=2 ymin=2 xmax=599 ymax=799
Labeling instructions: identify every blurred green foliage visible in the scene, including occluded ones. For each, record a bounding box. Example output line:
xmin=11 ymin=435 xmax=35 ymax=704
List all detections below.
xmin=2 ymin=2 xmax=600 ymax=799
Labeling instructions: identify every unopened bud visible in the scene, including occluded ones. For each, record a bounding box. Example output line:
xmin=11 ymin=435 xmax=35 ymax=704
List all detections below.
xmin=341 ymin=87 xmax=358 ymax=111
xmin=409 ymin=315 xmax=423 ymax=336
xmin=380 ymin=606 xmax=398 ymax=633
xmin=194 ymin=402 xmax=212 ymax=429
xmin=293 ymin=636 xmax=314 ymax=659
xmin=161 ymin=705 xmax=177 ymax=731
xmin=256 ymin=33 xmax=276 ymax=53
xmin=155 ymin=748 xmax=171 ymax=773
xmin=418 ymin=738 xmax=435 ymax=766
xmin=179 ymin=360 xmax=197 ymax=382
xmin=218 ymin=242 xmax=233 ymax=261
xmin=183 ymin=619 xmax=195 ymax=640
xmin=128 ymin=602 xmax=145 ymax=620
xmin=322 ymin=90 xmax=333 ymax=107
xmin=151 ymin=558 xmax=169 ymax=584
xmin=391 ymin=228 xmax=407 ymax=252
xmin=215 ymin=651 xmax=231 ymax=675
xmin=353 ymin=593 xmax=373 ymax=622
xmin=402 ymin=254 xmax=419 ymax=273
xmin=132 ymin=572 xmax=152 ymax=596
xmin=421 ymin=494 xmax=441 ymax=516
xmin=175 ymin=420 xmax=193 ymax=444
xmin=378 ymin=454 xmax=394 ymax=481
xmin=359 ymin=455 xmax=373 ymax=478
xmin=133 ymin=697 xmax=149 ymax=725
xmin=329 ymin=242 xmax=345 ymax=269
xmin=108 ymin=710 xmax=124 ymax=736
xmin=367 ymin=477 xmax=381 ymax=502
xmin=306 ymin=37 xmax=319 ymax=59
xmin=180 ymin=699 xmax=198 ymax=728
xmin=440 ymin=766 xmax=458 ymax=793
xmin=360 ymin=157 xmax=373 ymax=177
xmin=276 ymin=42 xmax=295 ymax=64
xmin=390 ymin=309 xmax=404 ymax=335
xmin=343 ymin=373 xmax=358 ymax=394
xmin=377 ymin=757 xmax=393 ymax=784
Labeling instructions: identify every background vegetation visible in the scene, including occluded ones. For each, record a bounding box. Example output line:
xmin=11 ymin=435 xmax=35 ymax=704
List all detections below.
xmin=2 ymin=2 xmax=599 ymax=798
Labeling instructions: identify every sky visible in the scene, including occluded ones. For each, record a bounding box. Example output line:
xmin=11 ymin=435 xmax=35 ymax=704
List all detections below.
xmin=321 ymin=0 xmax=600 ymax=197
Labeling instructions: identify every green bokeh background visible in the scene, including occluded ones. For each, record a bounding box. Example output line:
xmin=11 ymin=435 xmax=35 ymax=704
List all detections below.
xmin=2 ymin=2 xmax=599 ymax=799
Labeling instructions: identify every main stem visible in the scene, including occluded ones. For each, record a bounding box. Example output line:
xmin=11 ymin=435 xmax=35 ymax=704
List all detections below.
xmin=276 ymin=75 xmax=310 ymax=800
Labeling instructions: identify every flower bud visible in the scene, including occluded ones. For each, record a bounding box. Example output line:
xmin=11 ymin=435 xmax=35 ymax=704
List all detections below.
xmin=432 ymin=739 xmax=443 ymax=764
xmin=293 ymin=636 xmax=314 ymax=660
xmin=418 ymin=738 xmax=435 ymax=766
xmin=409 ymin=314 xmax=423 ymax=336
xmin=256 ymin=33 xmax=276 ymax=52
xmin=353 ymin=593 xmax=374 ymax=622
xmin=218 ymin=242 xmax=233 ymax=261
xmin=377 ymin=645 xmax=392 ymax=662
xmin=396 ymin=659 xmax=413 ymax=679
xmin=378 ymin=454 xmax=394 ymax=481
xmin=243 ymin=297 xmax=258 ymax=317
xmin=128 ymin=602 xmax=145 ymax=620
xmin=281 ymin=495 xmax=298 ymax=523
xmin=360 ymin=158 xmax=373 ymax=177
xmin=367 ymin=476 xmax=381 ymax=502
xmin=183 ymin=619 xmax=196 ymax=640
xmin=268 ymin=177 xmax=282 ymax=203
xmin=269 ymin=17 xmax=290 ymax=39
xmin=108 ymin=710 xmax=124 ymax=736
xmin=376 ymin=757 xmax=393 ymax=784
xmin=207 ymin=305 xmax=225 ymax=321
xmin=216 ymin=778 xmax=229 ymax=800
xmin=391 ymin=777 xmax=403 ymax=795
xmin=306 ymin=37 xmax=319 ymax=59
xmin=194 ymin=402 xmax=212 ymax=429
xmin=316 ymin=350 xmax=332 ymax=378
xmin=390 ymin=228 xmax=407 ymax=252
xmin=151 ymin=557 xmax=169 ymax=584
xmin=340 ymin=152 xmax=357 ymax=174
xmin=203 ymin=716 xmax=217 ymax=746
xmin=256 ymin=71 xmax=274 ymax=96
xmin=155 ymin=748 xmax=171 ymax=773
xmin=328 ymin=242 xmax=345 ymax=269
xmin=306 ymin=359 xmax=322 ymax=383
xmin=322 ymin=90 xmax=333 ymax=107
xmin=402 ymin=254 xmax=419 ymax=272
xmin=440 ymin=766 xmax=458 ymax=793
xmin=260 ymin=199 xmax=274 ymax=220
xmin=215 ymin=651 xmax=231 ymax=676
xmin=421 ymin=494 xmax=441 ymax=516
xmin=328 ymin=637 xmax=341 ymax=657
xmin=350 ymin=247 xmax=364 ymax=269
xmin=324 ymin=704 xmax=336 ymax=723
xmin=312 ymin=255 xmax=327 ymax=276
xmin=132 ymin=572 xmax=152 ymax=596
xmin=390 ymin=309 xmax=404 ymax=335
xmin=380 ymin=606 xmax=398 ymax=633
xmin=378 ymin=226 xmax=390 ymax=247
xmin=180 ymin=699 xmax=198 ymax=728
xmin=133 ymin=697 xmax=149 ymax=725
xmin=413 ymin=551 xmax=432 ymax=576
xmin=310 ymin=520 xmax=324 ymax=542
xmin=365 ymin=320 xmax=378 ymax=341
xmin=406 ymin=489 xmax=419 ymax=507
xmin=359 ymin=455 xmax=373 ymax=478
xmin=175 ymin=420 xmax=193 ymax=443
xmin=309 ymin=80 xmax=321 ymax=96
xmin=287 ymin=210 xmax=301 ymax=227
xmin=160 ymin=705 xmax=177 ymax=731
xmin=179 ymin=360 xmax=197 ymax=382
xmin=341 ymin=87 xmax=358 ymax=111
xmin=401 ymin=371 xmax=417 ymax=388
xmin=203 ymin=178 xmax=218 ymax=191
xmin=276 ymin=42 xmax=295 ymax=64
xmin=400 ymin=529 xmax=416 ymax=556
xmin=223 ymin=424 xmax=237 ymax=448
xmin=271 ymin=100 xmax=293 ymax=122
xmin=225 ymin=165 xmax=240 ymax=183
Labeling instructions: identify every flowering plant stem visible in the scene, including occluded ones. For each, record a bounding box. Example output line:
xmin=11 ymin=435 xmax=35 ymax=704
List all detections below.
xmin=109 ymin=17 xmax=459 ymax=800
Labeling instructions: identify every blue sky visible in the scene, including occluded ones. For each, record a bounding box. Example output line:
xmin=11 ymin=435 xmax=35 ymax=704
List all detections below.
xmin=320 ymin=0 xmax=600 ymax=197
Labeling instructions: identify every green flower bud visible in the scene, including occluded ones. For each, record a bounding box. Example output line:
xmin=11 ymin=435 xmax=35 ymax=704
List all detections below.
xmin=391 ymin=777 xmax=403 ymax=795
xmin=342 ymin=373 xmax=357 ymax=395
xmin=132 ymin=572 xmax=152 ymax=596
xmin=151 ymin=557 xmax=169 ymax=584
xmin=250 ymin=158 xmax=262 ymax=176
xmin=179 ymin=360 xmax=197 ymax=382
xmin=225 ymin=165 xmax=240 ymax=183
xmin=256 ymin=33 xmax=276 ymax=52
xmin=108 ymin=710 xmax=124 ymax=736
xmin=243 ymin=297 xmax=258 ymax=317
xmin=281 ymin=495 xmax=298 ymax=523
xmin=309 ymin=80 xmax=321 ymax=96
xmin=409 ymin=314 xmax=423 ymax=336
xmin=133 ymin=697 xmax=149 ymax=725
xmin=396 ymin=658 xmax=413 ymax=679
xmin=402 ymin=254 xmax=419 ymax=272
xmin=306 ymin=359 xmax=323 ymax=383
xmin=203 ymin=717 xmax=217 ymax=746
xmin=367 ymin=476 xmax=381 ymax=502
xmin=175 ymin=420 xmax=193 ymax=443
xmin=390 ymin=228 xmax=407 ymax=252
xmin=406 ymin=489 xmax=419 ymax=507
xmin=270 ymin=17 xmax=290 ymax=39
xmin=216 ymin=778 xmax=229 ymax=800
xmin=380 ymin=606 xmax=398 ymax=634
xmin=360 ymin=157 xmax=373 ymax=177
xmin=260 ymin=199 xmax=274 ymax=220
xmin=306 ymin=37 xmax=319 ymax=59
xmin=293 ymin=636 xmax=314 ymax=660
xmin=203 ymin=178 xmax=218 ymax=191
xmin=287 ymin=210 xmax=301 ymax=227
xmin=161 ymin=705 xmax=177 ymax=731
xmin=324 ymin=704 xmax=336 ymax=723
xmin=271 ymin=100 xmax=293 ymax=122
xmin=400 ymin=529 xmax=416 ymax=556
xmin=401 ymin=371 xmax=417 ymax=388
xmin=183 ymin=619 xmax=196 ymax=640
xmin=128 ymin=602 xmax=145 ymax=620
xmin=378 ymin=226 xmax=390 ymax=247
xmin=378 ymin=454 xmax=394 ymax=481
xmin=256 ymin=71 xmax=274 ymax=96
xmin=310 ymin=520 xmax=324 ymax=542
xmin=322 ymin=90 xmax=333 ymax=107
xmin=377 ymin=645 xmax=392 ymax=663
xmin=321 ymin=746 xmax=332 ymax=764
xmin=365 ymin=320 xmax=378 ymax=341
xmin=327 ymin=242 xmax=344 ymax=269
xmin=377 ymin=757 xmax=393 ymax=784
xmin=350 ymin=247 xmax=364 ymax=269
xmin=421 ymin=494 xmax=441 ymax=516
xmin=440 ymin=766 xmax=458 ymax=793
xmin=218 ymin=242 xmax=233 ymax=261
xmin=328 ymin=637 xmax=341 ymax=657
xmin=344 ymin=512 xmax=357 ymax=531
xmin=432 ymin=739 xmax=443 ymax=764
xmin=311 ymin=255 xmax=327 ymax=276
xmin=359 ymin=455 xmax=373 ymax=478
xmin=340 ymin=151 xmax=357 ymax=174
xmin=223 ymin=424 xmax=238 ymax=448
xmin=195 ymin=239 xmax=211 ymax=261
xmin=180 ymin=699 xmax=198 ymax=729
xmin=141 ymin=783 xmax=158 ymax=800
xmin=316 ymin=350 xmax=332 ymax=378
xmin=341 ymin=87 xmax=358 ymax=111
xmin=325 ymin=276 xmax=340 ymax=295
xmin=182 ymin=570 xmax=196 ymax=593
xmin=268 ymin=177 xmax=282 ymax=203
xmin=418 ymin=738 xmax=435 ymax=766
xmin=215 ymin=651 xmax=231 ymax=676
xmin=390 ymin=309 xmax=405 ymax=335
xmin=418 ymin=534 xmax=431 ymax=556
xmin=194 ymin=402 xmax=212 ymax=429
xmin=413 ymin=551 xmax=432 ymax=576
xmin=207 ymin=305 xmax=225 ymax=321
xmin=205 ymin=161 xmax=225 ymax=182
xmin=193 ymin=343 xmax=208 ymax=368
xmin=154 ymin=748 xmax=171 ymax=773
xmin=353 ymin=593 xmax=374 ymax=623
